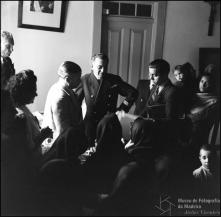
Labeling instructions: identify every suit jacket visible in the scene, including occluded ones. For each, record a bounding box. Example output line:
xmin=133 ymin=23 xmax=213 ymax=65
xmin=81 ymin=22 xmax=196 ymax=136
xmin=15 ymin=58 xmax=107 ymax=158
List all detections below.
xmin=134 ymin=80 xmax=151 ymax=116
xmin=1 ymin=56 xmax=15 ymax=89
xmin=42 ymin=82 xmax=83 ymax=141
xmin=76 ymin=72 xmax=138 ymax=123
xmin=144 ymin=79 xmax=182 ymax=119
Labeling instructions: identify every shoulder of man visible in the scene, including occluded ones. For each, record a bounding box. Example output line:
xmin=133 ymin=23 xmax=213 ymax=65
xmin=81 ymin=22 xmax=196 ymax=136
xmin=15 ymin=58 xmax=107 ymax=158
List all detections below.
xmin=104 ymin=73 xmax=122 ymax=82
xmin=81 ymin=73 xmax=91 ymax=81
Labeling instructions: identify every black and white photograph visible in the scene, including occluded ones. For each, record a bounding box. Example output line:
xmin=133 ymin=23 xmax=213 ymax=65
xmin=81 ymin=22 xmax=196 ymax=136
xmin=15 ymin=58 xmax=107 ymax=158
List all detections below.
xmin=1 ymin=1 xmax=220 ymax=216
xmin=30 ymin=1 xmax=55 ymax=14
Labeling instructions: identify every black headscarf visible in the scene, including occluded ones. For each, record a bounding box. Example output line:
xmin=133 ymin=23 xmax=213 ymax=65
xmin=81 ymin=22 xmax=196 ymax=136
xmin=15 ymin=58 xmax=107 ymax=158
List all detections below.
xmin=96 ymin=113 xmax=123 ymax=155
xmin=128 ymin=117 xmax=158 ymax=164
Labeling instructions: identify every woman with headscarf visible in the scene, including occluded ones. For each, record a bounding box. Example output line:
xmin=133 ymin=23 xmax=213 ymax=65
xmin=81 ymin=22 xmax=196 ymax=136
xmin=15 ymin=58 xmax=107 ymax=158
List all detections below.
xmin=94 ymin=117 xmax=160 ymax=216
xmin=82 ymin=113 xmax=129 ymax=199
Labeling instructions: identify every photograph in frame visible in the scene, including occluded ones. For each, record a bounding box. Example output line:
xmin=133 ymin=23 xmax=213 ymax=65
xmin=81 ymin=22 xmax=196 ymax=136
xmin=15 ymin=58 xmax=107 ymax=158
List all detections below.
xmin=18 ymin=1 xmax=66 ymax=32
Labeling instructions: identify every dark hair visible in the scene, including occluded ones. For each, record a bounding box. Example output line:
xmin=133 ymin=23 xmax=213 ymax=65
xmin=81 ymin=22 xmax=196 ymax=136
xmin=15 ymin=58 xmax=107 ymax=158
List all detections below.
xmin=7 ymin=69 xmax=37 ymax=106
xmin=1 ymin=30 xmax=14 ymax=45
xmin=58 ymin=61 xmax=81 ymax=78
xmin=149 ymin=59 xmax=170 ymax=76
xmin=174 ymin=65 xmax=183 ymax=72
xmin=174 ymin=64 xmax=190 ymax=78
xmin=199 ymin=144 xmax=216 ymax=156
xmin=91 ymin=53 xmax=109 ymax=65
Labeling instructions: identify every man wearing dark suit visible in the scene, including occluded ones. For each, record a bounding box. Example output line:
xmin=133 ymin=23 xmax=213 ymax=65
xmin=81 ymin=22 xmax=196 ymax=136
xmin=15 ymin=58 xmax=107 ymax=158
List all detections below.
xmin=137 ymin=59 xmax=183 ymax=120
xmin=1 ymin=30 xmax=15 ymax=90
xmin=76 ymin=53 xmax=138 ymax=147
xmin=134 ymin=79 xmax=155 ymax=116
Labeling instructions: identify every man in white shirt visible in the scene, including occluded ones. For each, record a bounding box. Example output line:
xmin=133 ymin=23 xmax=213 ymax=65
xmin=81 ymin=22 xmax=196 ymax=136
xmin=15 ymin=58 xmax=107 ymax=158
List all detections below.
xmin=42 ymin=61 xmax=82 ymax=149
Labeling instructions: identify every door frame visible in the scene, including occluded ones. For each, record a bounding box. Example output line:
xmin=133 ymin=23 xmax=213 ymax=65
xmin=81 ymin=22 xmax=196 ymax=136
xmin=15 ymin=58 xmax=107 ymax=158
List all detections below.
xmin=92 ymin=1 xmax=167 ymax=60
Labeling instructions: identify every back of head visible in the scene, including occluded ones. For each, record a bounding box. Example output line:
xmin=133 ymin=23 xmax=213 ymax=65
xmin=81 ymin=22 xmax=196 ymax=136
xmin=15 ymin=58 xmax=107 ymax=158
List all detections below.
xmin=204 ymin=64 xmax=216 ymax=75
xmin=96 ymin=113 xmax=122 ymax=153
xmin=182 ymin=62 xmax=196 ymax=79
xmin=58 ymin=61 xmax=81 ymax=78
xmin=129 ymin=117 xmax=157 ymax=166
xmin=1 ymin=30 xmax=14 ymax=45
xmin=6 ymin=69 xmax=37 ymax=106
xmin=149 ymin=59 xmax=170 ymax=76
xmin=91 ymin=53 xmax=109 ymax=65
xmin=130 ymin=117 xmax=157 ymax=149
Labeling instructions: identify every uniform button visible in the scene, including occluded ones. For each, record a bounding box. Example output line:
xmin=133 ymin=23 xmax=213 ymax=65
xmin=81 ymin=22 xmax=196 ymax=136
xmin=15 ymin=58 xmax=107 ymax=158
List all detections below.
xmin=108 ymin=94 xmax=111 ymax=98
xmin=91 ymin=95 xmax=94 ymax=98
xmin=140 ymin=98 xmax=143 ymax=102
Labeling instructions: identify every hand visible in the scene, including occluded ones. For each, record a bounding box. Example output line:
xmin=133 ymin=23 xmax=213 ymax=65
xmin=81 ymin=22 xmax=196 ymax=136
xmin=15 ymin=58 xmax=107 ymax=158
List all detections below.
xmin=41 ymin=127 xmax=53 ymax=138
xmin=115 ymin=110 xmax=125 ymax=121
xmin=125 ymin=139 xmax=134 ymax=150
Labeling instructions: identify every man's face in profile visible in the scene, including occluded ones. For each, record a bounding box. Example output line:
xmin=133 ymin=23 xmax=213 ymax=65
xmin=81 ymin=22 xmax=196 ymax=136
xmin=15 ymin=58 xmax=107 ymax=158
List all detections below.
xmin=149 ymin=67 xmax=166 ymax=86
xmin=92 ymin=57 xmax=107 ymax=80
xmin=1 ymin=39 xmax=14 ymax=58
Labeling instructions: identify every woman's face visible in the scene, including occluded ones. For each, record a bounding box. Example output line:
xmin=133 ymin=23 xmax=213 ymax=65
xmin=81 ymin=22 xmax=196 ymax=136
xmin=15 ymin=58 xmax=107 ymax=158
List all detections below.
xmin=174 ymin=70 xmax=184 ymax=82
xmin=199 ymin=75 xmax=211 ymax=93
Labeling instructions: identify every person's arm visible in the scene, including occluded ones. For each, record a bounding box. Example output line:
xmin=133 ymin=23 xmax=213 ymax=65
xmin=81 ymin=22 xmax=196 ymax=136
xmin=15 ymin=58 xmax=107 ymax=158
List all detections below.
xmin=117 ymin=77 xmax=138 ymax=112
xmin=34 ymin=126 xmax=53 ymax=146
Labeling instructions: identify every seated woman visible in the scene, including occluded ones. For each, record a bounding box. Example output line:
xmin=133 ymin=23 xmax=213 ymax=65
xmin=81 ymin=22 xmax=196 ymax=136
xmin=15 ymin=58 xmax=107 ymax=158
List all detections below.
xmin=1 ymin=89 xmax=37 ymax=215
xmin=6 ymin=69 xmax=52 ymax=167
xmin=94 ymin=117 xmax=160 ymax=216
xmin=82 ymin=113 xmax=129 ymax=199
xmin=188 ymin=73 xmax=219 ymax=149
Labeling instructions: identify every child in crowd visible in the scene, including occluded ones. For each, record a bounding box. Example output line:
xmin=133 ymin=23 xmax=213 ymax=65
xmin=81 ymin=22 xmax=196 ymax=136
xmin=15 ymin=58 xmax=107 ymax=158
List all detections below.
xmin=193 ymin=144 xmax=216 ymax=180
xmin=193 ymin=144 xmax=219 ymax=196
xmin=173 ymin=62 xmax=196 ymax=114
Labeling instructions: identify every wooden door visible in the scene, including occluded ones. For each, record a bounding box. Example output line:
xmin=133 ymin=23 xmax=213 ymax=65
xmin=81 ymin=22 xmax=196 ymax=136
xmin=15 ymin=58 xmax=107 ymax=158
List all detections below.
xmin=101 ymin=1 xmax=167 ymax=109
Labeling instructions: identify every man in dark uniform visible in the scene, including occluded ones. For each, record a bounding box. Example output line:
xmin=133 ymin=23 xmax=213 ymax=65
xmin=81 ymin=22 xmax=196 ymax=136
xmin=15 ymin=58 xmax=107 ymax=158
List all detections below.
xmin=1 ymin=30 xmax=15 ymax=90
xmin=76 ymin=53 xmax=138 ymax=147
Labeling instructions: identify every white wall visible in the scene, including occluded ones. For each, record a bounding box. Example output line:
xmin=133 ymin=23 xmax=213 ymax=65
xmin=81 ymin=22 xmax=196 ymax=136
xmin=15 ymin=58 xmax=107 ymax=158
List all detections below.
xmin=1 ymin=1 xmax=94 ymax=112
xmin=163 ymin=1 xmax=220 ymax=81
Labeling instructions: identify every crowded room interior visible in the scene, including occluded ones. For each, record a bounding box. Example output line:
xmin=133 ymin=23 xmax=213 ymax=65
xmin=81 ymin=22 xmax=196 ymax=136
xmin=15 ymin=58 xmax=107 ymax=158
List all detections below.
xmin=1 ymin=1 xmax=220 ymax=216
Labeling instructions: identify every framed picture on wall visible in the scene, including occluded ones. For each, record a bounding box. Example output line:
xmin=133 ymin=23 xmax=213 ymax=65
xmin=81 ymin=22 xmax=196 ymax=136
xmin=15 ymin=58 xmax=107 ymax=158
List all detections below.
xmin=18 ymin=1 xmax=66 ymax=32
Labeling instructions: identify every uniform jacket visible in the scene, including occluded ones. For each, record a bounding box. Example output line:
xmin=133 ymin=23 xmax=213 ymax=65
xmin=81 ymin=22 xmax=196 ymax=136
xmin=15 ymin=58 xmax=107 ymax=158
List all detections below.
xmin=42 ymin=82 xmax=83 ymax=141
xmin=134 ymin=80 xmax=151 ymax=116
xmin=77 ymin=72 xmax=138 ymax=123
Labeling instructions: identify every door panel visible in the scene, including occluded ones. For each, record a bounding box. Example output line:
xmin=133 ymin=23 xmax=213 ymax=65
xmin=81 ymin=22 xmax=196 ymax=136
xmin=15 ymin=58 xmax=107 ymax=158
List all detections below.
xmin=102 ymin=17 xmax=154 ymax=86
xmin=101 ymin=2 xmax=167 ymax=110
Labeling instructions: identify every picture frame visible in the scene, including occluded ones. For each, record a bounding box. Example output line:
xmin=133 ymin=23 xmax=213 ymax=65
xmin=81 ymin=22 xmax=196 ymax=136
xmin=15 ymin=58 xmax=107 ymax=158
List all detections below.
xmin=18 ymin=1 xmax=66 ymax=32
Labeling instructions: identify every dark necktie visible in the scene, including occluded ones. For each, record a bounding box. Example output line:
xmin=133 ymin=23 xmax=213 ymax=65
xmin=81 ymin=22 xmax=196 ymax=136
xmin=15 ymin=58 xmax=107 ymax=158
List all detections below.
xmin=151 ymin=85 xmax=159 ymax=101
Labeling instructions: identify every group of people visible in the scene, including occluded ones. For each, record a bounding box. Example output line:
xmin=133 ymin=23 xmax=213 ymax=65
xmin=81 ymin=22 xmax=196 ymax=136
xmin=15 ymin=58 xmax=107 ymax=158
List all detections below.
xmin=1 ymin=30 xmax=220 ymax=215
